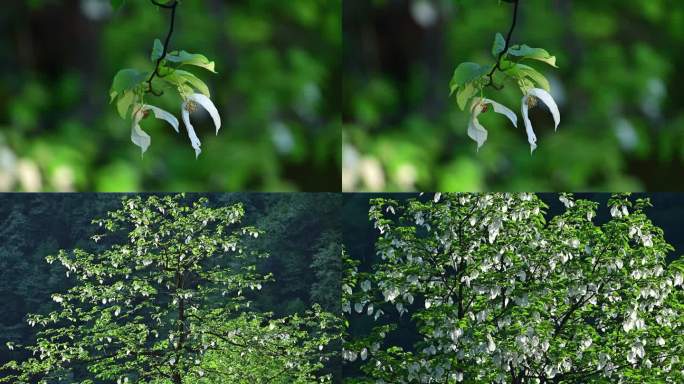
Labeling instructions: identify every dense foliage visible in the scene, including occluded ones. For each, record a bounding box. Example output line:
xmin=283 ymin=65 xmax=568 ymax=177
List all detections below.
xmin=343 ymin=193 xmax=684 ymax=383
xmin=0 ymin=1 xmax=340 ymax=191
xmin=343 ymin=0 xmax=684 ymax=191
xmin=0 ymin=194 xmax=342 ymax=383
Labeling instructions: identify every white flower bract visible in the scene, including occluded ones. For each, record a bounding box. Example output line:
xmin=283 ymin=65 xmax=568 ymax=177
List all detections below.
xmin=181 ymin=93 xmax=222 ymax=158
xmin=521 ymin=88 xmax=560 ymax=153
xmin=467 ymin=98 xmax=517 ymax=150
xmin=131 ymin=104 xmax=179 ymax=155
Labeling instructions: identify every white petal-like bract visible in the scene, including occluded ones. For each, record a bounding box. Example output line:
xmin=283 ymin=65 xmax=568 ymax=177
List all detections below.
xmin=182 ymin=106 xmax=203 ymax=158
xmin=466 ymin=98 xmax=517 ymax=150
xmin=481 ymin=98 xmax=518 ymax=128
xmin=521 ymin=97 xmax=538 ymax=152
xmin=145 ymin=104 xmax=179 ymax=133
xmin=528 ymin=88 xmax=560 ymax=130
xmin=521 ymin=88 xmax=560 ymax=153
xmin=130 ymin=104 xmax=179 ymax=155
xmin=131 ymin=108 xmax=151 ymax=155
xmin=187 ymin=93 xmax=221 ymax=134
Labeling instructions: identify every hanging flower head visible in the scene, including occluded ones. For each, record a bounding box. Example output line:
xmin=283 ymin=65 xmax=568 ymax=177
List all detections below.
xmin=467 ymin=98 xmax=518 ymax=150
xmin=109 ymin=0 xmax=220 ymax=159
xmin=181 ymin=93 xmax=221 ymax=158
xmin=131 ymin=104 xmax=179 ymax=155
xmin=521 ymin=88 xmax=560 ymax=153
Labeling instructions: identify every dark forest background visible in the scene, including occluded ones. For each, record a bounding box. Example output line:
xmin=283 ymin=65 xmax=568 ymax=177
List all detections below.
xmin=343 ymin=0 xmax=684 ymax=191
xmin=0 ymin=193 xmax=342 ymax=378
xmin=342 ymin=193 xmax=684 ymax=378
xmin=0 ymin=0 xmax=340 ymax=191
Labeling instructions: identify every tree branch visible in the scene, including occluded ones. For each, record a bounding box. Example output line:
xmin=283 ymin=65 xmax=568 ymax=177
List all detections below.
xmin=484 ymin=0 xmax=520 ymax=90
xmin=146 ymin=0 xmax=179 ymax=96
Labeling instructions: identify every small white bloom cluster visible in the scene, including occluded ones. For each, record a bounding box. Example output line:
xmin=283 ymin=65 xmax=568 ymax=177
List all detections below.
xmin=130 ymin=93 xmax=221 ymax=157
xmin=467 ymin=88 xmax=560 ymax=152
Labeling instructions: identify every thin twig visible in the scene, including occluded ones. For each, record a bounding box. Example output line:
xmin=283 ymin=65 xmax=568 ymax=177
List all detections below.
xmin=145 ymin=0 xmax=179 ymax=96
xmin=484 ymin=0 xmax=520 ymax=90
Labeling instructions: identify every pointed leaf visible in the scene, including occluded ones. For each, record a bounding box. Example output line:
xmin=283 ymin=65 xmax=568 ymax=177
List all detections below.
xmin=450 ymin=62 xmax=487 ymax=95
xmin=457 ymin=83 xmax=478 ymax=111
xmin=507 ymin=64 xmax=550 ymax=91
xmin=165 ymin=51 xmax=217 ymax=73
xmin=110 ymin=69 xmax=147 ymax=101
xmin=116 ymin=91 xmax=135 ymax=119
xmin=162 ymin=70 xmax=211 ymax=97
xmin=507 ymin=45 xmax=557 ymax=67
xmin=492 ymin=33 xmax=506 ymax=57
xmin=151 ymin=39 xmax=164 ymax=62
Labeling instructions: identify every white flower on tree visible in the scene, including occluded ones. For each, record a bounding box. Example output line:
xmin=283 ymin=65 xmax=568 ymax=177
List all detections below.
xmin=181 ymin=93 xmax=222 ymax=158
xmin=130 ymin=104 xmax=179 ymax=155
xmin=345 ymin=193 xmax=684 ymax=384
xmin=467 ymin=98 xmax=518 ymax=150
xmin=521 ymin=88 xmax=560 ymax=153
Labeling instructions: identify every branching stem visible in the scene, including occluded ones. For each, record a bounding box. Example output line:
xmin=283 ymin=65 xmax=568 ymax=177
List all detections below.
xmin=484 ymin=0 xmax=520 ymax=90
xmin=146 ymin=0 xmax=179 ymax=96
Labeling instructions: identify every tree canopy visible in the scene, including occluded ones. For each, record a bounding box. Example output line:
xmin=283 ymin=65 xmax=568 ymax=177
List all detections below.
xmin=0 ymin=194 xmax=341 ymax=383
xmin=344 ymin=193 xmax=684 ymax=383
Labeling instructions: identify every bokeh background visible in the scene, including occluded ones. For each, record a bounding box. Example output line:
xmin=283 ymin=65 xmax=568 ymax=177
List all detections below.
xmin=343 ymin=0 xmax=684 ymax=191
xmin=0 ymin=0 xmax=340 ymax=191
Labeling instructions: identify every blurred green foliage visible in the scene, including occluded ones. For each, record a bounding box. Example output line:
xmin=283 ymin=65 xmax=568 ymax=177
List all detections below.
xmin=343 ymin=0 xmax=684 ymax=191
xmin=0 ymin=0 xmax=340 ymax=191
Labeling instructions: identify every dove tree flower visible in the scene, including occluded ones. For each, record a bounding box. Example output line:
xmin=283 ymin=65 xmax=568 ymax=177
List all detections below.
xmin=521 ymin=87 xmax=561 ymax=152
xmin=467 ymin=98 xmax=517 ymax=150
xmin=450 ymin=0 xmax=562 ymax=152
xmin=130 ymin=104 xmax=179 ymax=155
xmin=181 ymin=93 xmax=221 ymax=157
xmin=109 ymin=0 xmax=222 ymax=157
xmin=344 ymin=193 xmax=684 ymax=383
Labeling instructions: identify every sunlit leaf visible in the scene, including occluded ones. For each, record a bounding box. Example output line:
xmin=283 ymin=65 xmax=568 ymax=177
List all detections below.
xmin=165 ymin=50 xmax=217 ymax=73
xmin=507 ymin=44 xmax=558 ymax=67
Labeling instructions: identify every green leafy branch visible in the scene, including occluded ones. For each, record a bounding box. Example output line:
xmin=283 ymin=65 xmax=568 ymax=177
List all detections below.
xmin=109 ymin=0 xmax=221 ymax=157
xmin=484 ymin=0 xmax=519 ymax=90
xmin=146 ymin=0 xmax=179 ymax=96
xmin=449 ymin=0 xmax=561 ymax=153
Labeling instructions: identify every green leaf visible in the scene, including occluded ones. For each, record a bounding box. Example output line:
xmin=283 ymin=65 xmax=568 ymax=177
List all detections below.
xmin=449 ymin=62 xmax=487 ymax=96
xmin=151 ymin=39 xmax=164 ymax=62
xmin=670 ymin=260 xmax=684 ymax=273
xmin=165 ymin=50 xmax=217 ymax=73
xmin=116 ymin=91 xmax=135 ymax=119
xmin=492 ymin=33 xmax=506 ymax=57
xmin=507 ymin=45 xmax=558 ymax=67
xmin=456 ymin=83 xmax=477 ymax=111
xmin=507 ymin=63 xmax=551 ymax=91
xmin=110 ymin=69 xmax=146 ymax=102
xmin=162 ymin=69 xmax=211 ymax=97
